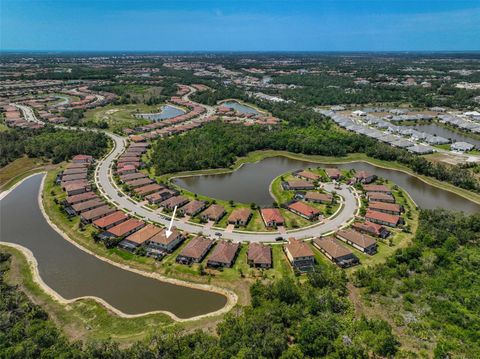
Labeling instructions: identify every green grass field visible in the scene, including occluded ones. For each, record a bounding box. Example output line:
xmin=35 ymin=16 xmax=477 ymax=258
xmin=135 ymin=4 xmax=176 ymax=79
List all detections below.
xmin=0 ymin=156 xmax=51 ymax=191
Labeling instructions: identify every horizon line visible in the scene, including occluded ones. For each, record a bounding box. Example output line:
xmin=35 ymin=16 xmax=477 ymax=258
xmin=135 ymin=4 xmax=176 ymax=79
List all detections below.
xmin=2 ymin=49 xmax=480 ymax=54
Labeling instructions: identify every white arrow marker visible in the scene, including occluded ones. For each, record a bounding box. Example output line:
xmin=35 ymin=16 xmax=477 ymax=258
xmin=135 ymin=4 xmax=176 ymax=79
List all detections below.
xmin=165 ymin=205 xmax=177 ymax=238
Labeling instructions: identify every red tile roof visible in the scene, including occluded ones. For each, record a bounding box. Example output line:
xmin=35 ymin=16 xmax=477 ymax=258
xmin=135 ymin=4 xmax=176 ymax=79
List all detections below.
xmin=208 ymin=241 xmax=240 ymax=265
xmin=365 ymin=210 xmax=400 ymax=226
xmin=287 ymin=201 xmax=320 ymax=218
xmin=125 ymin=224 xmax=162 ymax=245
xmin=65 ymin=192 xmax=97 ymax=205
xmin=248 ymin=243 xmax=272 ymax=266
xmin=336 ymin=229 xmax=376 ymax=249
xmin=285 ymin=239 xmax=314 ymax=258
xmin=107 ymin=218 xmax=144 ymax=237
xmin=363 ymin=184 xmax=391 ymax=193
xmin=352 ymin=221 xmax=386 ymax=236
xmin=178 ymin=236 xmax=213 ymax=259
xmin=313 ymin=236 xmax=352 ymax=259
xmin=228 ymin=208 xmax=251 ymax=223
xmin=92 ymin=211 xmax=128 ymax=229
xmin=261 ymin=208 xmax=284 ymax=225
xmin=297 ymin=170 xmax=320 ymax=181
xmin=369 ymin=201 xmax=401 ymax=213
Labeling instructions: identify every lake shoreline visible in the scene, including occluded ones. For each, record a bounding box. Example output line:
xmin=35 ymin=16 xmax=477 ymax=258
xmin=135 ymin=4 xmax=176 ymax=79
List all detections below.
xmin=169 ymin=150 xmax=480 ymax=206
xmin=0 ymin=173 xmax=237 ymax=322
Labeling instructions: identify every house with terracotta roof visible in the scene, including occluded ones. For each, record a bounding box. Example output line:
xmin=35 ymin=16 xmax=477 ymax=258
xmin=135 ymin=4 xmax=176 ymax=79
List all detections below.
xmin=352 ymin=221 xmax=390 ymax=238
xmin=119 ymin=224 xmax=162 ymax=251
xmin=81 ymin=205 xmax=116 ymax=223
xmin=284 ymin=239 xmax=315 ymax=272
xmin=304 ymin=191 xmax=333 ymax=204
xmin=228 ymin=208 xmax=252 ymax=226
xmin=145 ymin=189 xmax=175 ymax=204
xmin=160 ymin=195 xmax=189 ymax=211
xmin=61 ymin=173 xmax=87 ymax=183
xmin=92 ymin=211 xmax=128 ymax=230
xmin=312 ymin=236 xmax=359 ymax=268
xmin=71 ymin=198 xmax=105 ymax=214
xmin=176 ymin=236 xmax=214 ymax=265
xmin=365 ymin=210 xmax=401 ymax=227
xmin=134 ymin=183 xmax=163 ymax=196
xmin=178 ymin=200 xmax=206 ymax=217
xmin=145 ymin=227 xmax=185 ymax=254
xmin=66 ymin=163 xmax=88 ymax=170
xmin=325 ymin=168 xmax=341 ymax=180
xmin=125 ymin=177 xmax=153 ymax=188
xmin=354 ymin=171 xmax=377 ymax=184
xmin=62 ymin=167 xmax=87 ymax=176
xmin=260 ymin=208 xmax=284 ymax=227
xmin=295 ymin=170 xmax=320 ymax=181
xmin=247 ymin=243 xmax=272 ymax=268
xmin=366 ymin=192 xmax=395 ymax=203
xmin=207 ymin=241 xmax=241 ymax=268
xmin=129 ymin=134 xmax=146 ymax=143
xmin=336 ymin=229 xmax=377 ymax=255
xmin=116 ymin=164 xmax=137 ymax=175
xmin=120 ymin=172 xmax=147 ymax=182
xmin=64 ymin=182 xmax=91 ymax=196
xmin=101 ymin=218 xmax=145 ymax=240
xmin=369 ymin=201 xmax=402 ymax=215
xmin=284 ymin=180 xmax=316 ymax=191
xmin=200 ymin=204 xmax=225 ymax=222
xmin=65 ymin=192 xmax=97 ymax=206
xmin=287 ymin=201 xmax=321 ymax=220
xmin=363 ymin=184 xmax=391 ymax=194
xmin=72 ymin=154 xmax=93 ymax=164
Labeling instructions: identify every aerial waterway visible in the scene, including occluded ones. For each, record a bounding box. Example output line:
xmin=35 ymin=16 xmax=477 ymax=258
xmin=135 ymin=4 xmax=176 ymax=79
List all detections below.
xmin=175 ymin=156 xmax=480 ymax=214
xmin=0 ymin=174 xmax=228 ymax=319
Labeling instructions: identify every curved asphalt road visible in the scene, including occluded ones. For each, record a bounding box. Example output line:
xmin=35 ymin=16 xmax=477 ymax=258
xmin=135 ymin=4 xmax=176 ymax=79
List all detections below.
xmin=15 ymin=89 xmax=360 ymax=243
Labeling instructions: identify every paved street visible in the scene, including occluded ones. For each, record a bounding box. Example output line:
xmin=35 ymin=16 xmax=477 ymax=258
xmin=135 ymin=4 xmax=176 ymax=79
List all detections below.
xmin=16 ymin=94 xmax=360 ymax=243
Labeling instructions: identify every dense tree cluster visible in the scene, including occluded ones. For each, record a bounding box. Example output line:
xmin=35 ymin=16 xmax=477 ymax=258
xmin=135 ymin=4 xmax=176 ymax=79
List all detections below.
xmin=151 ymin=121 xmax=480 ymax=193
xmin=353 ymin=209 xmax=480 ymax=358
xmin=150 ymin=121 xmax=367 ymax=174
xmin=0 ymin=251 xmax=398 ymax=358
xmin=0 ymin=127 xmax=110 ymax=166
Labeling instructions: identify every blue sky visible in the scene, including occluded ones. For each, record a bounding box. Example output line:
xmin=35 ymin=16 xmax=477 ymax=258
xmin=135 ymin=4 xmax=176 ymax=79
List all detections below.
xmin=1 ymin=0 xmax=479 ymax=51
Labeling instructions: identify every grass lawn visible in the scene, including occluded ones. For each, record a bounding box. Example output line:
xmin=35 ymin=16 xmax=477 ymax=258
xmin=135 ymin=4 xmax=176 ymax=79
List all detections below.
xmin=0 ymin=156 xmax=52 ymax=191
xmin=83 ymin=104 xmax=157 ymax=132
xmin=41 ymin=168 xmax=296 ymax=316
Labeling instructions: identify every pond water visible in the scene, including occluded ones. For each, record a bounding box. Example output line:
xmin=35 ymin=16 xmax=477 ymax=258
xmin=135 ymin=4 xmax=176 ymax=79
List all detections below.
xmin=175 ymin=156 xmax=480 ymax=214
xmin=222 ymin=101 xmax=261 ymax=115
xmin=409 ymin=123 xmax=480 ymax=148
xmin=137 ymin=105 xmax=185 ymax=121
xmin=0 ymin=174 xmax=227 ymax=318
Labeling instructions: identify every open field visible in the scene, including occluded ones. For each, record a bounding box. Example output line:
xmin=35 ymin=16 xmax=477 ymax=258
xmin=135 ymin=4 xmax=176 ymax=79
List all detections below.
xmin=0 ymin=156 xmax=53 ymax=191
xmin=84 ymin=104 xmax=157 ymax=132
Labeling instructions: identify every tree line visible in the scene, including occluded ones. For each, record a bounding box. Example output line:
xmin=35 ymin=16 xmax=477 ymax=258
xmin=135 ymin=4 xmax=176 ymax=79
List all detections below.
xmin=353 ymin=209 xmax=480 ymax=358
xmin=0 ymin=127 xmax=110 ymax=167
xmin=0 ymin=250 xmax=398 ymax=358
xmin=150 ymin=121 xmax=480 ymax=193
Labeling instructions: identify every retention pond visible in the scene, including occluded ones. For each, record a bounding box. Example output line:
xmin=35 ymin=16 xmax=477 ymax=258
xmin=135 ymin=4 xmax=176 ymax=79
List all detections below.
xmin=0 ymin=174 xmax=227 ymax=318
xmin=175 ymin=156 xmax=480 ymax=213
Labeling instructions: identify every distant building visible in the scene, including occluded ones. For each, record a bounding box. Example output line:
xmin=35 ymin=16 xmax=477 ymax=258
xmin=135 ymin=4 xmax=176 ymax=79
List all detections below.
xmin=451 ymin=141 xmax=475 ymax=152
